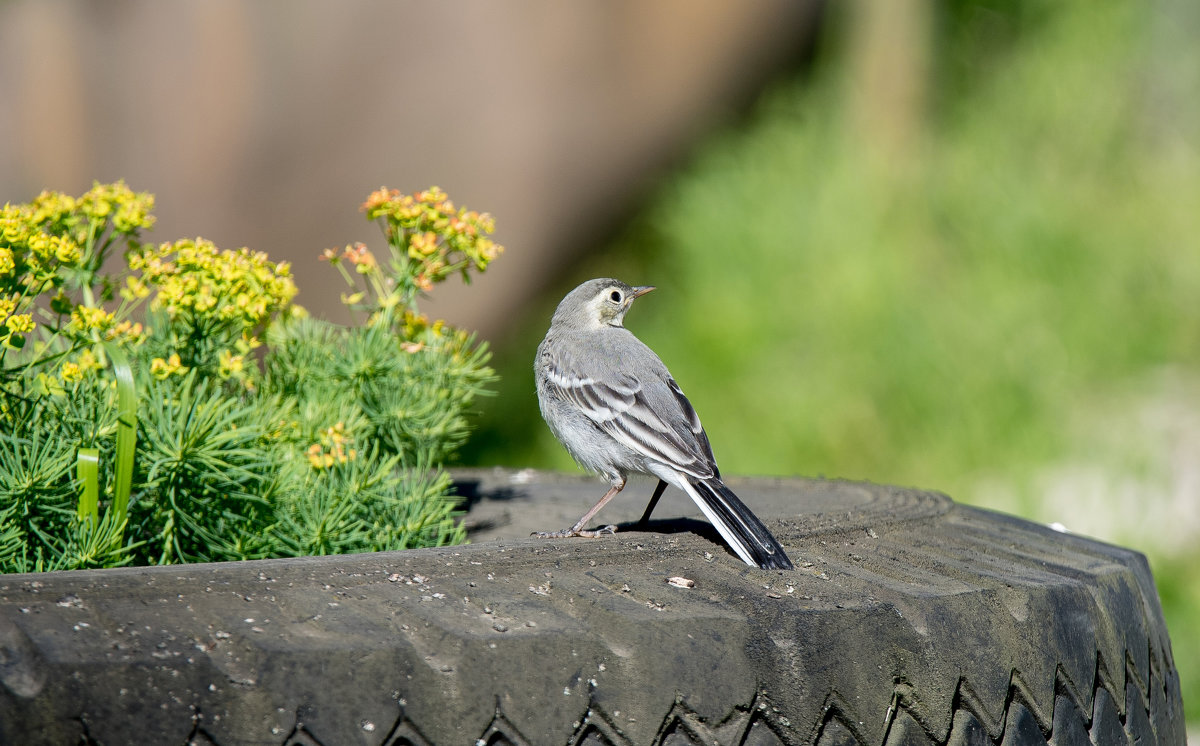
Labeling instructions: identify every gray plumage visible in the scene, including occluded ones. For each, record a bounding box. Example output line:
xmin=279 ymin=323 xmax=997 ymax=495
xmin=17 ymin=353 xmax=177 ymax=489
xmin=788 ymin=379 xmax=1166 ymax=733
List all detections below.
xmin=534 ymin=278 xmax=793 ymax=570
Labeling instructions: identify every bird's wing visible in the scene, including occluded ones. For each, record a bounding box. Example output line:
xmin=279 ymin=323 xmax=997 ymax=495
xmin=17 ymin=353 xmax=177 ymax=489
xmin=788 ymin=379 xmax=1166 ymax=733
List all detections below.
xmin=543 ymin=356 xmax=716 ymax=480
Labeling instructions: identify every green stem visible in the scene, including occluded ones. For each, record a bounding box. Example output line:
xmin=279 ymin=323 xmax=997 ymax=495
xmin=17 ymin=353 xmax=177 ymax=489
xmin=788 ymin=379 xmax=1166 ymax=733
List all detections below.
xmin=76 ymin=447 xmax=100 ymax=524
xmin=101 ymin=341 xmax=137 ymax=527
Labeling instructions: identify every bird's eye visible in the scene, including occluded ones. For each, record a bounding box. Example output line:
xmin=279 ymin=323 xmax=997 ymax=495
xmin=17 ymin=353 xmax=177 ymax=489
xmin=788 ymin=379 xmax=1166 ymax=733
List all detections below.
xmin=609 ymin=290 xmax=622 ymax=303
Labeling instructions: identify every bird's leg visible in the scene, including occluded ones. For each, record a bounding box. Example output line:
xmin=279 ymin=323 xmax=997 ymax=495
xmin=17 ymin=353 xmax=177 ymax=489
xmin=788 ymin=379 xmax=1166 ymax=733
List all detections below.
xmin=636 ymin=480 xmax=669 ymax=526
xmin=532 ymin=477 xmax=625 ymax=539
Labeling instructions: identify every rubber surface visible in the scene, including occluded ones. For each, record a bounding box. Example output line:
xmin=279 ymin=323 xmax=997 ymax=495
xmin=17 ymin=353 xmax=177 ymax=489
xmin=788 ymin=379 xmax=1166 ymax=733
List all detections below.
xmin=0 ymin=469 xmax=1184 ymax=745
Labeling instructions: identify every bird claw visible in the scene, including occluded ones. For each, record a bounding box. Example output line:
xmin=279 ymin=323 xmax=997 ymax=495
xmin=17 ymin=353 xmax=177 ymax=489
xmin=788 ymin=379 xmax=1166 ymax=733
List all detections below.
xmin=531 ymin=525 xmax=618 ymax=539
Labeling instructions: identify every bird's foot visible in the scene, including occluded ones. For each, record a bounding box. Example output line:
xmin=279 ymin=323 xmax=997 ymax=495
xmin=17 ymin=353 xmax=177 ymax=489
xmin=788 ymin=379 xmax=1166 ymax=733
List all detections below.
xmin=531 ymin=525 xmax=617 ymax=539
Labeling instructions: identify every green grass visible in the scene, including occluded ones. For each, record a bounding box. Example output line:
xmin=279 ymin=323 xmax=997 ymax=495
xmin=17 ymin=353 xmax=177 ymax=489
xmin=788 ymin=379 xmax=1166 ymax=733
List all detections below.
xmin=466 ymin=0 xmax=1200 ymax=727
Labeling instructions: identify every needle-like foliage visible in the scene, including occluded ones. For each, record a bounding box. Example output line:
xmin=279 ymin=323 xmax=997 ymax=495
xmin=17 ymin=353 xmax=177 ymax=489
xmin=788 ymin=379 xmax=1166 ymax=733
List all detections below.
xmin=0 ymin=184 xmax=501 ymax=572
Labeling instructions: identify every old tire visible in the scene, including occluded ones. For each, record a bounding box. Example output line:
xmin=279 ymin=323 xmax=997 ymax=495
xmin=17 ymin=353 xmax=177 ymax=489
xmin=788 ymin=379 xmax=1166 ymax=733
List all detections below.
xmin=0 ymin=469 xmax=1184 ymax=745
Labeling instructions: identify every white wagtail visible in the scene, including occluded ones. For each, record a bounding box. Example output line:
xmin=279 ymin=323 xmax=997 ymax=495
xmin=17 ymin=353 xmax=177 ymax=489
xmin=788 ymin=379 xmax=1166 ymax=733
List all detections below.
xmin=533 ymin=278 xmax=793 ymax=570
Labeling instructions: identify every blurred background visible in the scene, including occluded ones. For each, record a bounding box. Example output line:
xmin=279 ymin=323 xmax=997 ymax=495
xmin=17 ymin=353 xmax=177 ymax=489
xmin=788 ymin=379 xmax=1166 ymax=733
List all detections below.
xmin=2 ymin=0 xmax=1196 ymax=731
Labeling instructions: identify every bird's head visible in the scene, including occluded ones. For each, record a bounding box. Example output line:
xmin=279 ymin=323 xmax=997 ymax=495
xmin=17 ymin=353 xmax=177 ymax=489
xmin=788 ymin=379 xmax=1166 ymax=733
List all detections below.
xmin=553 ymin=278 xmax=655 ymax=329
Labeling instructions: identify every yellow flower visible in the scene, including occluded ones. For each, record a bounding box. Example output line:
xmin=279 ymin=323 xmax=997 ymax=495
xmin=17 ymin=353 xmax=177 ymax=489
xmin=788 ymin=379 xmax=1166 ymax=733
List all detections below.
xmin=306 ymin=423 xmax=358 ymax=469
xmin=26 ymin=233 xmax=51 ymax=259
xmin=76 ymin=349 xmax=103 ymax=372
xmin=28 ymin=190 xmax=77 ymax=227
xmin=137 ymin=237 xmax=296 ymax=329
xmin=476 ymin=237 xmax=501 ymax=263
xmin=408 ymin=231 xmax=439 ymax=259
xmin=343 ymin=242 xmax=377 ymax=271
xmin=50 ymin=235 xmax=80 ymax=264
xmin=306 ymin=443 xmax=330 ymax=469
xmin=71 ymin=305 xmax=114 ymax=332
xmin=150 ymin=353 xmax=187 ymax=380
xmin=217 ymin=349 xmax=245 ymax=379
xmin=361 ymin=187 xmax=401 ymax=219
xmin=71 ymin=181 xmax=155 ymax=234
xmin=4 ymin=313 xmax=35 ymax=334
xmin=60 ymin=361 xmax=84 ymax=383
xmin=121 ymin=275 xmax=150 ymax=300
xmin=416 ymin=186 xmax=448 ymax=205
xmin=234 ymin=332 xmax=262 ymax=354
xmin=106 ymin=320 xmax=146 ymax=345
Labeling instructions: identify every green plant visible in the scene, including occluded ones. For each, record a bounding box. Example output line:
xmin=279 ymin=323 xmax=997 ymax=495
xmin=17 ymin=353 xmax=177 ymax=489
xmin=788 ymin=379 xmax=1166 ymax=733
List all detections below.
xmin=259 ymin=186 xmax=500 ymax=555
xmin=0 ymin=183 xmax=501 ymax=572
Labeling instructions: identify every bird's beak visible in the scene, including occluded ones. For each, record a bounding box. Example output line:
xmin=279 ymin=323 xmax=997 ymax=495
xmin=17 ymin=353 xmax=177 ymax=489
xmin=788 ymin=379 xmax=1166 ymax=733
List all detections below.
xmin=631 ymin=285 xmax=656 ymax=298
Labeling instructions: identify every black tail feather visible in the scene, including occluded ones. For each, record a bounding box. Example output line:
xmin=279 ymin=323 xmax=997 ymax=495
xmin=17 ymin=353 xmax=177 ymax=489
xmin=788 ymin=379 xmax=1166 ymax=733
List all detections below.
xmin=690 ymin=479 xmax=794 ymax=570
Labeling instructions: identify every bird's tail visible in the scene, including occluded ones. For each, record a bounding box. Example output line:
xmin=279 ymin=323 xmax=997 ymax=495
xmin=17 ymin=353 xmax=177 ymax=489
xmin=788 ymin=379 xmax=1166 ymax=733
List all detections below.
xmin=682 ymin=478 xmax=794 ymax=570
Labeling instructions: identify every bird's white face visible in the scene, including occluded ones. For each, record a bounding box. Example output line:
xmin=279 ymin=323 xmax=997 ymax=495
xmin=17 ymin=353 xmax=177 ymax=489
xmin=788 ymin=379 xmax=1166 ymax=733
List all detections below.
xmin=596 ymin=284 xmax=630 ymax=326
xmin=593 ymin=283 xmax=654 ymax=327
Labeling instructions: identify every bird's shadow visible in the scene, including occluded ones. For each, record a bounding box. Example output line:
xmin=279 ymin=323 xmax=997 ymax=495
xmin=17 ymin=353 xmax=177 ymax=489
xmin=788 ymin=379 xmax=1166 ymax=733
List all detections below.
xmin=453 ymin=475 xmax=735 ymax=559
xmin=608 ymin=517 xmax=746 ymax=563
xmin=609 ymin=517 xmax=726 ymax=547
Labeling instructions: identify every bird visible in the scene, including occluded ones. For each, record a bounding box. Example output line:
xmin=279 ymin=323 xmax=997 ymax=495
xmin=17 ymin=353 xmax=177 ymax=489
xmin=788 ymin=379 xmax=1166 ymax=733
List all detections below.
xmin=533 ymin=278 xmax=793 ymax=570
